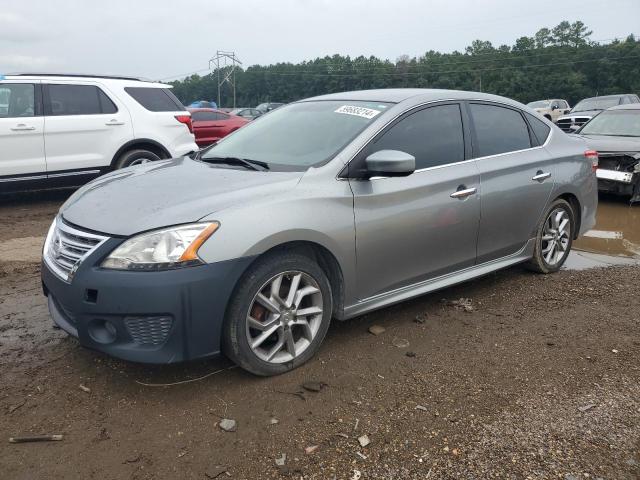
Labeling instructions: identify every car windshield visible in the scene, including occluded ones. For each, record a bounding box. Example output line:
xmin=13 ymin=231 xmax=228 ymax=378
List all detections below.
xmin=580 ymin=110 xmax=640 ymax=137
xmin=572 ymin=97 xmax=620 ymax=112
xmin=527 ymin=100 xmax=550 ymax=108
xmin=200 ymin=100 xmax=391 ymax=170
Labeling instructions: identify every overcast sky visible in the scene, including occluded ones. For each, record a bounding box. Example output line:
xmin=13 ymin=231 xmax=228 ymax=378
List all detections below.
xmin=1 ymin=0 xmax=639 ymax=81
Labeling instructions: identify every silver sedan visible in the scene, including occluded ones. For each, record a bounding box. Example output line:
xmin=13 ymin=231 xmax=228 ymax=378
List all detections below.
xmin=42 ymin=89 xmax=598 ymax=375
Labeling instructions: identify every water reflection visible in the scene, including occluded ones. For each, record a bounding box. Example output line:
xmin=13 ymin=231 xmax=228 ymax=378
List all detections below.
xmin=574 ymin=196 xmax=640 ymax=258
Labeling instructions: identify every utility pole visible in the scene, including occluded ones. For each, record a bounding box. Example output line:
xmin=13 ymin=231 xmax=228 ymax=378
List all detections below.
xmin=209 ymin=51 xmax=242 ymax=108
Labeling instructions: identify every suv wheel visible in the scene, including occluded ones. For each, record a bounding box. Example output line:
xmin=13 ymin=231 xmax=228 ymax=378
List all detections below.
xmin=223 ymin=252 xmax=332 ymax=376
xmin=526 ymin=198 xmax=575 ymax=273
xmin=115 ymin=149 xmax=161 ymax=169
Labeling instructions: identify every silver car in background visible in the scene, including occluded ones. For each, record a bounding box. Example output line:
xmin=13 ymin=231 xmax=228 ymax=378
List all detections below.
xmin=42 ymin=89 xmax=598 ymax=376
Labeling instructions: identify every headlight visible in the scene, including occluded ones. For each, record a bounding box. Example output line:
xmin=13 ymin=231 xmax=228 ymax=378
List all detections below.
xmin=101 ymin=222 xmax=219 ymax=271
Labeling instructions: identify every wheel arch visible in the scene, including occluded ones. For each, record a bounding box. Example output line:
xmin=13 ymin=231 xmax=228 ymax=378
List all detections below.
xmin=110 ymin=139 xmax=171 ymax=169
xmin=236 ymin=240 xmax=347 ymax=320
xmin=556 ymin=192 xmax=582 ymax=239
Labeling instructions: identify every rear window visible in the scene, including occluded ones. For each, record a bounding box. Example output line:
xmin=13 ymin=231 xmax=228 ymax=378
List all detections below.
xmin=47 ymin=84 xmax=117 ymax=116
xmin=125 ymin=87 xmax=185 ymax=112
xmin=470 ymin=103 xmax=532 ymax=157
xmin=525 ymin=112 xmax=551 ymax=145
xmin=192 ymin=111 xmax=229 ymax=121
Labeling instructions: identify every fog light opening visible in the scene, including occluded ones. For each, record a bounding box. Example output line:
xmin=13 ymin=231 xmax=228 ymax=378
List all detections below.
xmin=88 ymin=319 xmax=117 ymax=344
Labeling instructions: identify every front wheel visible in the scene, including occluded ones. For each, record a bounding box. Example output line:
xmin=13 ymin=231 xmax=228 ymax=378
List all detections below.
xmin=222 ymin=252 xmax=332 ymax=376
xmin=526 ymin=199 xmax=575 ymax=273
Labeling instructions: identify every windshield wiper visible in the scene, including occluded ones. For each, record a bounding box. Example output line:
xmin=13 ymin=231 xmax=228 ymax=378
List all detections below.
xmin=201 ymin=156 xmax=269 ymax=171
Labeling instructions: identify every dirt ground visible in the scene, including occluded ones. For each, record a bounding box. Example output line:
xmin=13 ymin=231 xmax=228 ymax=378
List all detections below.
xmin=0 ymin=190 xmax=639 ymax=480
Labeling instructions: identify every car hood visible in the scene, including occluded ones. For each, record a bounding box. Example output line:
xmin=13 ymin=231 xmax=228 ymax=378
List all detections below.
xmin=578 ymin=135 xmax=640 ymax=154
xmin=60 ymin=157 xmax=303 ymax=236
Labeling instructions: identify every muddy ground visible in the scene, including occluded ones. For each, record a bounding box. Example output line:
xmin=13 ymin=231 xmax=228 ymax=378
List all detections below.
xmin=0 ymin=190 xmax=639 ymax=480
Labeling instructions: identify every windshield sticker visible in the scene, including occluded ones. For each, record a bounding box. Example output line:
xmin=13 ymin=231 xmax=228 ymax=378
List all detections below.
xmin=334 ymin=105 xmax=382 ymax=119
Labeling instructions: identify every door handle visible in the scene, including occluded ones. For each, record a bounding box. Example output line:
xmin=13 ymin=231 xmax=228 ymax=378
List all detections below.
xmin=11 ymin=124 xmax=35 ymax=131
xmin=450 ymin=186 xmax=477 ymax=199
xmin=105 ymin=120 xmax=125 ymax=126
xmin=532 ymin=171 xmax=552 ymax=182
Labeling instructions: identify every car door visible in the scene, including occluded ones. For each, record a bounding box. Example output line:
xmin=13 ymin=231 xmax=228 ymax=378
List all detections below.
xmin=468 ymin=102 xmax=556 ymax=264
xmin=43 ymin=82 xmax=132 ymax=173
xmin=0 ymin=81 xmax=46 ymax=180
xmin=348 ymin=102 xmax=480 ymax=300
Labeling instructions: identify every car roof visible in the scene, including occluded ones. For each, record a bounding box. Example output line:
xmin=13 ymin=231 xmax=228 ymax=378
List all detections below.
xmin=578 ymin=94 xmax=630 ymax=101
xmin=2 ymin=72 xmax=169 ymax=87
xmin=301 ymin=88 xmax=525 ymax=108
xmin=607 ymin=103 xmax=640 ymax=111
xmin=186 ymin=108 xmax=228 ymax=114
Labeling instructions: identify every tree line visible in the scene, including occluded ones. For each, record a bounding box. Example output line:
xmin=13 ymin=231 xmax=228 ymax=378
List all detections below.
xmin=169 ymin=21 xmax=640 ymax=108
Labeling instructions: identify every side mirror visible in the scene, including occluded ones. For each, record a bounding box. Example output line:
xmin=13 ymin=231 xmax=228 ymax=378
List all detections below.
xmin=365 ymin=150 xmax=415 ymax=178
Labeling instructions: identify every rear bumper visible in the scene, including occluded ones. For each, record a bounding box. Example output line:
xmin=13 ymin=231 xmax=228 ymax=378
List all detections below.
xmin=597 ymin=168 xmax=634 ymax=184
xmin=41 ymin=244 xmax=254 ymax=364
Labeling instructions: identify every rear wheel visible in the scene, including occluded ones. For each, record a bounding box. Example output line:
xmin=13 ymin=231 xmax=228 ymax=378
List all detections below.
xmin=115 ymin=149 xmax=161 ymax=169
xmin=526 ymin=198 xmax=574 ymax=273
xmin=222 ymin=252 xmax=332 ymax=376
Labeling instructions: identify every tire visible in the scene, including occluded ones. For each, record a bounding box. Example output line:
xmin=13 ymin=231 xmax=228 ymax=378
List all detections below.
xmin=114 ymin=149 xmax=161 ymax=169
xmin=222 ymin=251 xmax=332 ymax=376
xmin=526 ymin=198 xmax=575 ymax=273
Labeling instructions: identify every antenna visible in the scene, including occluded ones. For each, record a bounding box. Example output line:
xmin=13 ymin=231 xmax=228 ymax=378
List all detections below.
xmin=209 ymin=51 xmax=242 ymax=108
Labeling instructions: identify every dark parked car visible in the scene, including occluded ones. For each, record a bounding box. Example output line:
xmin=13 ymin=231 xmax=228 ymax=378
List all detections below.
xmin=576 ymin=104 xmax=640 ymax=203
xmin=230 ymin=108 xmax=263 ymax=120
xmin=255 ymin=102 xmax=284 ymax=113
xmin=557 ymin=94 xmax=640 ymax=133
xmin=187 ymin=108 xmax=249 ymax=147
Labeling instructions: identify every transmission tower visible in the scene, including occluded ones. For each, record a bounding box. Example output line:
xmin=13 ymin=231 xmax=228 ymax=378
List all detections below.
xmin=209 ymin=51 xmax=242 ymax=108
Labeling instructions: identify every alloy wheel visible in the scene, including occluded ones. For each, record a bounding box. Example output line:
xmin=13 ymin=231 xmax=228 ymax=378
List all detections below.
xmin=245 ymin=271 xmax=323 ymax=363
xmin=541 ymin=207 xmax=571 ymax=266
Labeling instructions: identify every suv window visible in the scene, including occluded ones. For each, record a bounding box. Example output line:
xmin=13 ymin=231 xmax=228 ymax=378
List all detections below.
xmin=470 ymin=103 xmax=532 ymax=157
xmin=525 ymin=112 xmax=551 ymax=145
xmin=192 ymin=111 xmax=229 ymax=121
xmin=47 ymin=84 xmax=117 ymax=116
xmin=125 ymin=87 xmax=185 ymax=112
xmin=0 ymin=83 xmax=35 ymax=118
xmin=359 ymin=104 xmax=465 ymax=171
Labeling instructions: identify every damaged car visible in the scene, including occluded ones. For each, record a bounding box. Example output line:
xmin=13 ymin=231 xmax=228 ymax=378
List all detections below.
xmin=41 ymin=89 xmax=597 ymax=376
xmin=556 ymin=94 xmax=639 ymax=133
xmin=575 ymin=104 xmax=640 ymax=204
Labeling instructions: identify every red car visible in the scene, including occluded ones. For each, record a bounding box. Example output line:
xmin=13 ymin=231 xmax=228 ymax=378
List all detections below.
xmin=187 ymin=108 xmax=249 ymax=147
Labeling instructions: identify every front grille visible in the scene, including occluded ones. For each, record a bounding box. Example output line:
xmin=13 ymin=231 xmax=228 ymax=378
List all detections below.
xmin=557 ymin=116 xmax=591 ymax=133
xmin=125 ymin=316 xmax=174 ymax=346
xmin=44 ymin=218 xmax=108 ymax=282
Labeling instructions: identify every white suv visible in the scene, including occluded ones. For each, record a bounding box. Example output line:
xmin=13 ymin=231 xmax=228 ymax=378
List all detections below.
xmin=0 ymin=73 xmax=198 ymax=192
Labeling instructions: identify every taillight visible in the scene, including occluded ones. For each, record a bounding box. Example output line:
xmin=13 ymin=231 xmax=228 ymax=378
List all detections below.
xmin=175 ymin=115 xmax=193 ymax=134
xmin=584 ymin=150 xmax=598 ymax=173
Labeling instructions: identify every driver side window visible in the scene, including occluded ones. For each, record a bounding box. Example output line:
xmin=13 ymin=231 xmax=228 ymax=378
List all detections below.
xmin=0 ymin=83 xmax=35 ymax=118
xmin=350 ymin=103 xmax=465 ymax=177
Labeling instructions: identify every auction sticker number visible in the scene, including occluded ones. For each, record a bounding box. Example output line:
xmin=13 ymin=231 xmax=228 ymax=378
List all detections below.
xmin=334 ymin=105 xmax=381 ymax=119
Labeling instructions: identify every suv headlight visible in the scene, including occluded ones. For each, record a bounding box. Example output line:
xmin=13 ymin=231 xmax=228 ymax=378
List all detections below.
xmin=102 ymin=222 xmax=219 ymax=271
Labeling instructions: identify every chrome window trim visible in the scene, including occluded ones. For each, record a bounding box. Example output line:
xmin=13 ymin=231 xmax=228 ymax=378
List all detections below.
xmin=338 ymin=97 xmax=551 ymax=181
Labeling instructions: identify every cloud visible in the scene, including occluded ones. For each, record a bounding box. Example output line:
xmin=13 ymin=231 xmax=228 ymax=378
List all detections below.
xmin=0 ymin=12 xmax=48 ymax=42
xmin=0 ymin=54 xmax=57 ymax=73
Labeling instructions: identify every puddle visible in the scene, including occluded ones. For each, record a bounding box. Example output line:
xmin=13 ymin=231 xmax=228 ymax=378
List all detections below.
xmin=567 ymin=198 xmax=640 ymax=269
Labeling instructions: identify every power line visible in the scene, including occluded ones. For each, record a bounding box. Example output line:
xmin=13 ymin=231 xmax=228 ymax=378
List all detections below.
xmin=240 ymin=53 xmax=640 ymax=78
xmin=158 ymin=34 xmax=638 ymax=82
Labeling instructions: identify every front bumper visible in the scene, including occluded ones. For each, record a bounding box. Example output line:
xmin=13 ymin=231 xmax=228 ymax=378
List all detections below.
xmin=42 ymin=238 xmax=253 ymax=364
